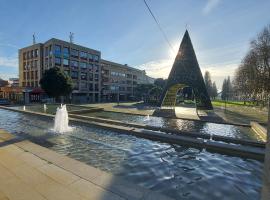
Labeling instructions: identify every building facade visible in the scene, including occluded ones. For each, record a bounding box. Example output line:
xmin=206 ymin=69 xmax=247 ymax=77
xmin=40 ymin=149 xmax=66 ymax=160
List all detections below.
xmin=19 ymin=38 xmax=154 ymax=103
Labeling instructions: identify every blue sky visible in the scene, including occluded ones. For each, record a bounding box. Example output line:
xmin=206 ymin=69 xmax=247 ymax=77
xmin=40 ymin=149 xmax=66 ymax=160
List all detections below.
xmin=0 ymin=0 xmax=270 ymax=89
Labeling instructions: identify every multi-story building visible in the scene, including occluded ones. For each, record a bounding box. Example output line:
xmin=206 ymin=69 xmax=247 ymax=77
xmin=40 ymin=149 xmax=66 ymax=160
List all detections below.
xmin=19 ymin=38 xmax=154 ymax=103
xmin=101 ymin=59 xmax=154 ymax=101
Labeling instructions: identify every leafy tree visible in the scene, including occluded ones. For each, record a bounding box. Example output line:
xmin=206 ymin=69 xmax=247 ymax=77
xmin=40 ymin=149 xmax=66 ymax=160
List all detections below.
xmin=204 ymin=71 xmax=213 ymax=98
xmin=221 ymin=76 xmax=233 ymax=100
xmin=212 ymin=82 xmax=218 ymax=99
xmin=154 ymin=78 xmax=167 ymax=89
xmin=234 ymin=24 xmax=270 ymax=106
xmin=39 ymin=67 xmax=73 ymax=100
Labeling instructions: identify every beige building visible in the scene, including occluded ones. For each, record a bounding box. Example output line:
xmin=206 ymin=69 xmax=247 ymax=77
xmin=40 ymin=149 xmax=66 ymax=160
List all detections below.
xmin=19 ymin=38 xmax=154 ymax=103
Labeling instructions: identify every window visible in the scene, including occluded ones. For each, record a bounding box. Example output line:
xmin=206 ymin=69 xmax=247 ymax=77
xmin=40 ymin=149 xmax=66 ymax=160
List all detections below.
xmin=80 ymin=51 xmax=87 ymax=59
xmin=127 ymin=87 xmax=132 ymax=91
xmin=23 ymin=72 xmax=26 ymax=79
xmin=88 ymin=63 xmax=93 ymax=71
xmin=133 ymin=75 xmax=137 ymax=79
xmin=88 ymin=53 xmax=93 ymax=61
xmin=23 ymin=52 xmax=26 ymax=60
xmin=35 ymin=71 xmax=38 ymax=79
xmin=81 ymin=82 xmax=88 ymax=89
xmin=63 ymin=47 xmax=69 ymax=57
xmin=80 ymin=62 xmax=87 ymax=69
xmin=35 ymin=49 xmax=39 ymax=57
xmin=55 ymin=57 xmax=61 ymax=65
xmin=81 ymin=72 xmax=87 ymax=80
xmin=31 ymin=71 xmax=34 ymax=79
xmin=95 ymin=84 xmax=99 ymax=91
xmin=94 ymin=64 xmax=99 ymax=72
xmin=71 ymin=60 xmax=78 ymax=69
xmin=89 ymin=73 xmax=93 ymax=81
xmin=54 ymin=45 xmax=61 ymax=56
xmin=23 ymin=62 xmax=27 ymax=70
xmin=110 ymin=86 xmax=119 ymax=91
xmin=133 ymin=81 xmax=137 ymax=85
xmin=119 ymin=87 xmax=125 ymax=91
xmin=71 ymin=71 xmax=78 ymax=79
xmin=127 ymin=80 xmax=132 ymax=84
xmin=71 ymin=49 xmax=79 ymax=57
xmin=94 ymin=74 xmax=99 ymax=81
xmin=93 ymin=55 xmax=99 ymax=62
xmin=45 ymin=47 xmax=48 ymax=56
xmin=31 ymin=50 xmax=34 ymax=58
xmin=63 ymin=59 xmax=69 ymax=66
xmin=89 ymin=83 xmax=93 ymax=91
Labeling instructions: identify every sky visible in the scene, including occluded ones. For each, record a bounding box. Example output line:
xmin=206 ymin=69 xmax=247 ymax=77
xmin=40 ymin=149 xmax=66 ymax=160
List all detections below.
xmin=0 ymin=0 xmax=270 ymax=89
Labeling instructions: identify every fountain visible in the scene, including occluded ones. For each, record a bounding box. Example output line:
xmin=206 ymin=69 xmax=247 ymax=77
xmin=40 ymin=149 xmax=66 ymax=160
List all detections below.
xmin=144 ymin=114 xmax=150 ymax=121
xmin=43 ymin=104 xmax=47 ymax=112
xmin=53 ymin=104 xmax=71 ymax=133
xmin=23 ymin=106 xmax=25 ymax=111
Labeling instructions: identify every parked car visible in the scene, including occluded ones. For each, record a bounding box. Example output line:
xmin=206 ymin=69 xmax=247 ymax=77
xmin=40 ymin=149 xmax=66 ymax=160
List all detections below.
xmin=0 ymin=98 xmax=10 ymax=105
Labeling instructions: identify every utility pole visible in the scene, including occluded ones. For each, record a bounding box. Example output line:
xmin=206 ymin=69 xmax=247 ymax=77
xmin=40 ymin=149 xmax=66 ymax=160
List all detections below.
xmin=261 ymin=97 xmax=270 ymax=199
xmin=33 ymin=33 xmax=36 ymax=45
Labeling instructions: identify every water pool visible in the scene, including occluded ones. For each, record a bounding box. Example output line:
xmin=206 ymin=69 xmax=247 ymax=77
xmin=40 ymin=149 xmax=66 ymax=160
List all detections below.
xmin=13 ymin=105 xmax=259 ymax=141
xmin=0 ymin=109 xmax=263 ymax=200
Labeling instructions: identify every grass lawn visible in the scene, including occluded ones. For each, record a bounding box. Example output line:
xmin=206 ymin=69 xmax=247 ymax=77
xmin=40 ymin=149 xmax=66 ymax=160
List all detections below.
xmin=212 ymin=100 xmax=255 ymax=107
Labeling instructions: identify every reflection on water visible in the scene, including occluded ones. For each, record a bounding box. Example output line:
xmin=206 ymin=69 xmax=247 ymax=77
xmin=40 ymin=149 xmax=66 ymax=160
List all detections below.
xmin=13 ymin=105 xmax=258 ymax=141
xmin=0 ymin=109 xmax=263 ymax=200
xmin=83 ymin=111 xmax=258 ymax=141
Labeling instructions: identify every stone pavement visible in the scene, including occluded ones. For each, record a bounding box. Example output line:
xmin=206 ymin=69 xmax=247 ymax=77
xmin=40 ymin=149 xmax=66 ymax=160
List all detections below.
xmin=0 ymin=130 xmax=172 ymax=200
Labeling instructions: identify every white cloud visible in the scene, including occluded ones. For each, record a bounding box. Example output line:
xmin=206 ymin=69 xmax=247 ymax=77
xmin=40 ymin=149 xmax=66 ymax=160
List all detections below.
xmin=202 ymin=0 xmax=221 ymax=15
xmin=0 ymin=56 xmax=18 ymax=67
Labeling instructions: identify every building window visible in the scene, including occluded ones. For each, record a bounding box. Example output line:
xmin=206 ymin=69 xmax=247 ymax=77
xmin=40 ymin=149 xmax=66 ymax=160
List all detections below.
xmin=35 ymin=49 xmax=39 ymax=57
xmin=89 ymin=83 xmax=93 ymax=91
xmin=89 ymin=73 xmax=93 ymax=81
xmin=63 ymin=47 xmax=69 ymax=57
xmin=88 ymin=63 xmax=93 ymax=71
xmin=94 ymin=74 xmax=99 ymax=82
xmin=81 ymin=82 xmax=88 ymax=89
xmin=95 ymin=84 xmax=99 ymax=91
xmin=80 ymin=51 xmax=87 ymax=59
xmin=88 ymin=53 xmax=93 ymax=61
xmin=35 ymin=71 xmax=38 ymax=79
xmin=127 ymin=80 xmax=132 ymax=84
xmin=127 ymin=87 xmax=132 ymax=91
xmin=93 ymin=65 xmax=99 ymax=73
xmin=81 ymin=72 xmax=87 ymax=80
xmin=23 ymin=52 xmax=26 ymax=60
xmin=127 ymin=74 xmax=132 ymax=78
xmin=23 ymin=72 xmax=26 ymax=79
xmin=63 ymin=59 xmax=69 ymax=66
xmin=71 ymin=71 xmax=78 ymax=79
xmin=71 ymin=49 xmax=79 ymax=57
xmin=110 ymin=86 xmax=119 ymax=91
xmin=133 ymin=75 xmax=137 ymax=79
xmin=54 ymin=45 xmax=61 ymax=56
xmin=133 ymin=81 xmax=137 ymax=85
xmin=55 ymin=57 xmax=61 ymax=65
xmin=93 ymin=55 xmax=99 ymax=62
xmin=45 ymin=47 xmax=48 ymax=56
xmin=31 ymin=50 xmax=34 ymax=58
xmin=71 ymin=60 xmax=78 ymax=69
xmin=31 ymin=71 xmax=34 ymax=79
xmin=80 ymin=62 xmax=87 ymax=69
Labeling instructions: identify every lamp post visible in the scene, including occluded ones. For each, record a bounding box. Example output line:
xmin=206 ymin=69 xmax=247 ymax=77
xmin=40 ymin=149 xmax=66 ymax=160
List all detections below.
xmin=261 ymin=97 xmax=270 ymax=199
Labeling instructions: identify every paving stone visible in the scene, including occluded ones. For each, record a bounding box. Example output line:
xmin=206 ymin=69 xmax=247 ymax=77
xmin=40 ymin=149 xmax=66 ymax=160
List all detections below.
xmin=69 ymin=179 xmax=124 ymax=200
xmin=34 ymin=179 xmax=84 ymax=200
xmin=0 ymin=177 xmax=47 ymax=200
xmin=9 ymin=163 xmax=52 ymax=186
xmin=15 ymin=140 xmax=49 ymax=154
xmin=18 ymin=151 xmax=48 ymax=168
xmin=38 ymin=163 xmax=80 ymax=185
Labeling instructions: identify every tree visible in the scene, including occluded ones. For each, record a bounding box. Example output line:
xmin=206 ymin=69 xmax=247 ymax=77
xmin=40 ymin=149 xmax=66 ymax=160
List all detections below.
xmin=212 ymin=82 xmax=218 ymax=99
xmin=154 ymin=78 xmax=167 ymax=89
xmin=39 ymin=67 xmax=73 ymax=100
xmin=204 ymin=71 xmax=213 ymax=98
xmin=234 ymin=24 xmax=270 ymax=106
xmin=221 ymin=76 xmax=233 ymax=100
